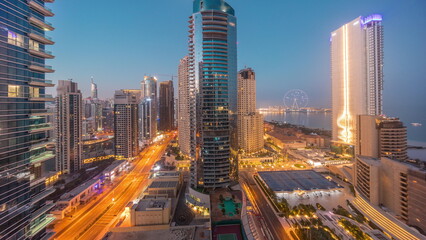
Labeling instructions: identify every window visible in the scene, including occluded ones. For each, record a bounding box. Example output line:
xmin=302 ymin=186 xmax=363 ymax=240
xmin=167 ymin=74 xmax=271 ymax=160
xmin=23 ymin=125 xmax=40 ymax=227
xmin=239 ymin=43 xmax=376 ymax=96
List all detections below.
xmin=29 ymin=40 xmax=40 ymax=51
xmin=8 ymin=85 xmax=22 ymax=97
xmin=30 ymin=87 xmax=40 ymax=98
xmin=7 ymin=31 xmax=24 ymax=47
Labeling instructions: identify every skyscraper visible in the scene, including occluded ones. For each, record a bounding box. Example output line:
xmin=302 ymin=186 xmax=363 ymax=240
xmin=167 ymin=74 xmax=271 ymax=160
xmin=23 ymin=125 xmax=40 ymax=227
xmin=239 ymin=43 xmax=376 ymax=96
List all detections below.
xmin=237 ymin=68 xmax=264 ymax=153
xmin=356 ymin=115 xmax=408 ymax=161
xmin=0 ymin=1 xmax=56 ymax=238
xmin=178 ymin=56 xmax=191 ymax=156
xmin=331 ymin=15 xmax=384 ymax=146
xmin=159 ymin=80 xmax=174 ymax=131
xmin=114 ymin=90 xmax=140 ymax=159
xmin=188 ymin=0 xmax=237 ymax=189
xmin=140 ymin=76 xmax=158 ymax=143
xmin=90 ymin=77 xmax=98 ymax=99
xmin=56 ymin=80 xmax=83 ymax=174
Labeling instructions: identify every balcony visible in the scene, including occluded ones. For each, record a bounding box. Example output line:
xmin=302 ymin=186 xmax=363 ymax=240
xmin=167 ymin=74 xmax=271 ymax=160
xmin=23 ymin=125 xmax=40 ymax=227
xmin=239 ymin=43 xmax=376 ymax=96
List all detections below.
xmin=28 ymin=30 xmax=54 ymax=45
xmin=27 ymin=212 xmax=55 ymax=238
xmin=29 ymin=14 xmax=54 ymax=31
xmin=29 ymin=94 xmax=55 ymax=102
xmin=29 ymin=78 xmax=55 ymax=87
xmin=28 ymin=62 xmax=55 ymax=73
xmin=28 ymin=47 xmax=54 ymax=59
xmin=31 ymin=140 xmax=55 ymax=150
xmin=29 ymin=151 xmax=55 ymax=164
xmin=29 ymin=123 xmax=54 ymax=133
xmin=28 ymin=0 xmax=54 ymax=17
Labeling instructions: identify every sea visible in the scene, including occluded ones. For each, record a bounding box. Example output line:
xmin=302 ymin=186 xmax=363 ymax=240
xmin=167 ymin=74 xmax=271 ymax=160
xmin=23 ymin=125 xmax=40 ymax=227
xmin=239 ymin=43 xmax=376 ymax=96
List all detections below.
xmin=263 ymin=112 xmax=426 ymax=161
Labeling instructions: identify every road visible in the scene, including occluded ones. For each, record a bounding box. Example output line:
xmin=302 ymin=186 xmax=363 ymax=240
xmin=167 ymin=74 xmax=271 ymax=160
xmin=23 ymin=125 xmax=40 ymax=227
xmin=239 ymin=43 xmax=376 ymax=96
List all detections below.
xmin=52 ymin=133 xmax=175 ymax=240
xmin=240 ymin=171 xmax=290 ymax=240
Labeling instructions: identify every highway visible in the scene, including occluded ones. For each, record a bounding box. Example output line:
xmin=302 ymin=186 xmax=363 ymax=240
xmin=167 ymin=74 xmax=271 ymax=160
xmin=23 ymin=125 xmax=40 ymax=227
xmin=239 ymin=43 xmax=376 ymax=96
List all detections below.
xmin=240 ymin=171 xmax=290 ymax=240
xmin=52 ymin=133 xmax=175 ymax=240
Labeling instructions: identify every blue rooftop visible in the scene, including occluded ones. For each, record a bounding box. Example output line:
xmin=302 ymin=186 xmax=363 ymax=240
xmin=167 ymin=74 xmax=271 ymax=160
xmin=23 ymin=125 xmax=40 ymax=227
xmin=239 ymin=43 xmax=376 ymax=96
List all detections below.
xmin=193 ymin=0 xmax=235 ymax=16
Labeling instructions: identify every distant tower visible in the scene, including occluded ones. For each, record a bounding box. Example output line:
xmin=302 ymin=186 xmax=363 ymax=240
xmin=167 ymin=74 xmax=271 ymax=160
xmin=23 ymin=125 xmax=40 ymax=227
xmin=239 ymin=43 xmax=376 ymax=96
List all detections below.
xmin=56 ymin=80 xmax=83 ymax=174
xmin=141 ymin=76 xmax=158 ymax=143
xmin=237 ymin=68 xmax=264 ymax=153
xmin=331 ymin=15 xmax=384 ymax=146
xmin=178 ymin=56 xmax=191 ymax=156
xmin=159 ymin=80 xmax=175 ymax=131
xmin=114 ymin=90 xmax=140 ymax=159
xmin=91 ymin=76 xmax=98 ymax=99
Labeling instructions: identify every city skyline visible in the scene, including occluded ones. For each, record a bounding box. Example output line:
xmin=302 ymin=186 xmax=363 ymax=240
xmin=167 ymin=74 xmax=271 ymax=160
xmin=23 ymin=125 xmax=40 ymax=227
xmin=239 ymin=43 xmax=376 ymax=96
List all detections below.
xmin=47 ymin=1 xmax=425 ymax=108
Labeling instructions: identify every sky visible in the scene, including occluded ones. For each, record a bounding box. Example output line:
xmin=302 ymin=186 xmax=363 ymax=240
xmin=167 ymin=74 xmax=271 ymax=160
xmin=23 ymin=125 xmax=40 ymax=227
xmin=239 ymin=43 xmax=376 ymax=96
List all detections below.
xmin=48 ymin=0 xmax=426 ymax=132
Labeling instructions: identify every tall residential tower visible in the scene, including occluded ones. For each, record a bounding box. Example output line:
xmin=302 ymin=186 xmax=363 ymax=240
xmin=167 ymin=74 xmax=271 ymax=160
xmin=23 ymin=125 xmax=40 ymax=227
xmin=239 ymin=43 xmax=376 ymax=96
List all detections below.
xmin=140 ymin=76 xmax=158 ymax=143
xmin=237 ymin=68 xmax=264 ymax=153
xmin=56 ymin=80 xmax=83 ymax=174
xmin=331 ymin=15 xmax=384 ymax=146
xmin=0 ymin=1 xmax=56 ymax=238
xmin=188 ymin=0 xmax=237 ymax=189
xmin=178 ymin=56 xmax=191 ymax=156
xmin=159 ymin=80 xmax=174 ymax=131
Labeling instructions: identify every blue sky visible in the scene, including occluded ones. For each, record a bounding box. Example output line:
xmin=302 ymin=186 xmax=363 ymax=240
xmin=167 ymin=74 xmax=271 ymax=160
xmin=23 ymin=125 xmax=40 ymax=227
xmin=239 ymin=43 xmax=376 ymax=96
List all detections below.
xmin=48 ymin=0 xmax=426 ymax=117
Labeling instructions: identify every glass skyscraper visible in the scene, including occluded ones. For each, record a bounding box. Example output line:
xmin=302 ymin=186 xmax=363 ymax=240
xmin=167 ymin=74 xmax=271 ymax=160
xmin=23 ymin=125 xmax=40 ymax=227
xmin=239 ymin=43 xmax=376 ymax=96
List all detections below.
xmin=0 ymin=0 xmax=56 ymax=239
xmin=188 ymin=0 xmax=237 ymax=189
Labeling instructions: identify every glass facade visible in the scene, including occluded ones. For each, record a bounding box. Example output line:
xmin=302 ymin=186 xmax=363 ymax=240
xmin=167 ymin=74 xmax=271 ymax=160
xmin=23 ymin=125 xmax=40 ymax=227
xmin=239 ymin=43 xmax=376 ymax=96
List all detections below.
xmin=0 ymin=0 xmax=55 ymax=239
xmin=189 ymin=0 xmax=237 ymax=189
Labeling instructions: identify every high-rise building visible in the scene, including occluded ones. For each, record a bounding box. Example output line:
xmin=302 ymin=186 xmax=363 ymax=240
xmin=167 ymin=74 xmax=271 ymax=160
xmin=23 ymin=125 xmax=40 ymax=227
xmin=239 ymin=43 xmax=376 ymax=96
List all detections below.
xmin=331 ymin=15 xmax=384 ymax=146
xmin=356 ymin=115 xmax=408 ymax=161
xmin=56 ymin=80 xmax=83 ymax=174
xmin=82 ymin=97 xmax=103 ymax=139
xmin=178 ymin=56 xmax=191 ymax=156
xmin=188 ymin=0 xmax=237 ymax=188
xmin=0 ymin=1 xmax=56 ymax=238
xmin=159 ymin=80 xmax=174 ymax=131
xmin=354 ymin=156 xmax=426 ymax=235
xmin=141 ymin=76 xmax=158 ymax=143
xmin=237 ymin=68 xmax=264 ymax=153
xmin=90 ymin=77 xmax=98 ymax=99
xmin=114 ymin=90 xmax=140 ymax=159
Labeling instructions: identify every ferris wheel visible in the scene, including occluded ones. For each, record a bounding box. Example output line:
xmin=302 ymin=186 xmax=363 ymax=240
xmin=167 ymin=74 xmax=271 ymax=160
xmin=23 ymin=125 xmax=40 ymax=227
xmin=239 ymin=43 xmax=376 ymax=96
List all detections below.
xmin=283 ymin=89 xmax=309 ymax=110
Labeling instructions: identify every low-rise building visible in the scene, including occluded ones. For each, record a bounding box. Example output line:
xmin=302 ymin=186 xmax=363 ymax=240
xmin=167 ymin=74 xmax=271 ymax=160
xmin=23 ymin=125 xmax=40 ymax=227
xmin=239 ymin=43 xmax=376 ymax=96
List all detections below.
xmin=51 ymin=179 xmax=100 ymax=219
xmin=102 ymin=160 xmax=129 ymax=181
xmin=144 ymin=181 xmax=180 ymax=198
xmin=130 ymin=198 xmax=171 ymax=226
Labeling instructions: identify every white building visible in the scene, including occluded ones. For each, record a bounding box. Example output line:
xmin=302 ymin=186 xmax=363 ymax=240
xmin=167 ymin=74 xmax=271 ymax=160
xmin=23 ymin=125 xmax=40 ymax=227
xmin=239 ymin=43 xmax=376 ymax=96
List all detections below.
xmin=56 ymin=80 xmax=83 ymax=173
xmin=331 ymin=15 xmax=384 ymax=146
xmin=178 ymin=56 xmax=191 ymax=156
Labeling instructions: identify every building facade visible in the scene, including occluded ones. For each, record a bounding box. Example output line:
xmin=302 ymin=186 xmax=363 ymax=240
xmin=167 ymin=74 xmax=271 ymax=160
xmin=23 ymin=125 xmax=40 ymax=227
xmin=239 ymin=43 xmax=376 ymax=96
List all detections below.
xmin=114 ymin=90 xmax=139 ymax=159
xmin=188 ymin=0 xmax=237 ymax=189
xmin=178 ymin=56 xmax=191 ymax=156
xmin=0 ymin=1 xmax=57 ymax=238
xmin=331 ymin=15 xmax=384 ymax=146
xmin=90 ymin=77 xmax=98 ymax=99
xmin=356 ymin=115 xmax=408 ymax=161
xmin=237 ymin=68 xmax=264 ymax=153
xmin=141 ymin=76 xmax=157 ymax=143
xmin=159 ymin=80 xmax=174 ymax=131
xmin=56 ymin=80 xmax=83 ymax=174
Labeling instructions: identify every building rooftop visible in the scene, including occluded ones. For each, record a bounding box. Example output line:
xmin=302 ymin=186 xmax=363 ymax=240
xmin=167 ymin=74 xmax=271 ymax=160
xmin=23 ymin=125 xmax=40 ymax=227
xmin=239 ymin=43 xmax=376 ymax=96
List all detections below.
xmin=134 ymin=199 xmax=170 ymax=211
xmin=103 ymin=160 xmax=127 ymax=173
xmin=148 ymin=180 xmax=179 ymax=189
xmin=258 ymin=170 xmax=342 ymax=193
xmin=150 ymin=171 xmax=180 ymax=179
xmin=193 ymin=0 xmax=235 ymax=16
xmin=60 ymin=179 xmax=99 ymax=201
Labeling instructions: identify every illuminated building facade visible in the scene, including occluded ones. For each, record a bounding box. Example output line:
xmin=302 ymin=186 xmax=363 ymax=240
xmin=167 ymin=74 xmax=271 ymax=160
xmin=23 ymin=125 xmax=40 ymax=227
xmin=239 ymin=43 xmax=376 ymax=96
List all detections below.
xmin=331 ymin=15 xmax=384 ymax=146
xmin=159 ymin=80 xmax=174 ymax=131
xmin=188 ymin=0 xmax=237 ymax=188
xmin=0 ymin=0 xmax=56 ymax=238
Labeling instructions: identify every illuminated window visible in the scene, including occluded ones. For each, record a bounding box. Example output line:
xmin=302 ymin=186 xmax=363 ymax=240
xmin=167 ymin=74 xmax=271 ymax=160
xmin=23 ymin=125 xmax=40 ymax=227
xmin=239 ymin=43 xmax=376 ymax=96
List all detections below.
xmin=7 ymin=31 xmax=24 ymax=47
xmin=8 ymin=85 xmax=22 ymax=97
xmin=30 ymin=87 xmax=40 ymax=98
xmin=29 ymin=39 xmax=40 ymax=51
